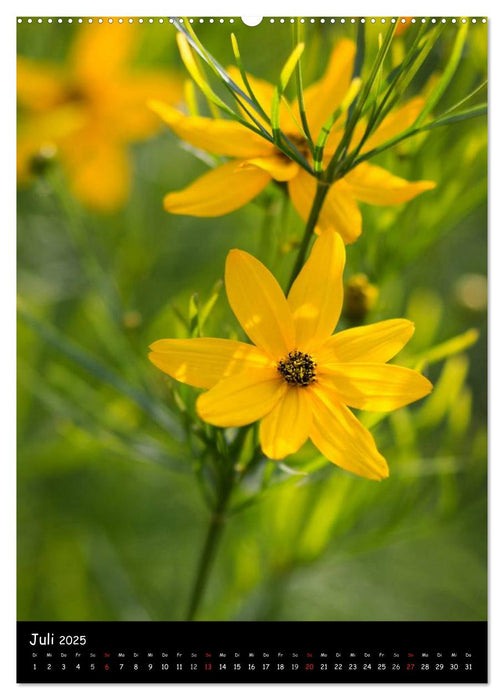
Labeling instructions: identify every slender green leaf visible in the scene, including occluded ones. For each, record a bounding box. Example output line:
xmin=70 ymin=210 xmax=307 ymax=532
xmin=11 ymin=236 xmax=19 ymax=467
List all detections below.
xmin=175 ymin=18 xmax=258 ymax=112
xmin=313 ymin=78 xmax=362 ymax=173
xmin=189 ymin=293 xmax=200 ymax=337
xmin=411 ymin=329 xmax=480 ymax=372
xmin=183 ymin=79 xmax=199 ymax=116
xmin=174 ymin=19 xmax=271 ymax=136
xmin=325 ymin=20 xmax=397 ymax=180
xmin=421 ymin=104 xmax=487 ymax=129
xmin=441 ymin=80 xmax=487 ymax=117
xmin=346 ymin=20 xmax=366 ymax=123
xmin=292 ymin=20 xmax=313 ymax=148
xmin=271 ymin=43 xmax=305 ymax=143
xmin=199 ymin=280 xmax=223 ymax=330
xmin=414 ymin=22 xmax=469 ymax=126
xmin=353 ymin=23 xmax=430 ymax=149
xmin=230 ymin=33 xmax=270 ymax=123
xmin=175 ymin=32 xmax=233 ymax=115
xmin=351 ymin=103 xmax=486 ymax=168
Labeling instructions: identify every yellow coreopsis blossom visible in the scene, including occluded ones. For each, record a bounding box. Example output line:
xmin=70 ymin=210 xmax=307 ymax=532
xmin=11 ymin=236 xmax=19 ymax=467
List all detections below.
xmin=150 ymin=39 xmax=435 ymax=243
xmin=149 ymin=232 xmax=432 ymax=479
xmin=17 ymin=22 xmax=182 ymax=211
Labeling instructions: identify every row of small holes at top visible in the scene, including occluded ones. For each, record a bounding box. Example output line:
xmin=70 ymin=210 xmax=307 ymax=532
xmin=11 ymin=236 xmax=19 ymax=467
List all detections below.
xmin=17 ymin=17 xmax=487 ymax=24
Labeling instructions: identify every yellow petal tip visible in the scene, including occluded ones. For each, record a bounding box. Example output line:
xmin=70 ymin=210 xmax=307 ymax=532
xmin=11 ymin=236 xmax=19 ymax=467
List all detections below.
xmin=147 ymin=351 xmax=164 ymax=370
xmin=163 ymin=192 xmax=184 ymax=213
xmin=148 ymin=340 xmax=165 ymax=352
xmin=163 ymin=193 xmax=173 ymax=212
xmin=148 ymin=100 xmax=181 ymax=125
xmin=424 ymin=377 xmax=434 ymax=395
xmin=369 ymin=457 xmax=389 ymax=481
xmin=147 ymin=98 xmax=163 ymax=113
xmin=404 ymin=319 xmax=416 ymax=337
xmin=226 ymin=248 xmax=249 ymax=263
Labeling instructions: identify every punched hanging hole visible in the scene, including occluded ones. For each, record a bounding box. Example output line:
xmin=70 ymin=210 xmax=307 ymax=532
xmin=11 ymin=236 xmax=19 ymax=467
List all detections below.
xmin=241 ymin=16 xmax=263 ymax=26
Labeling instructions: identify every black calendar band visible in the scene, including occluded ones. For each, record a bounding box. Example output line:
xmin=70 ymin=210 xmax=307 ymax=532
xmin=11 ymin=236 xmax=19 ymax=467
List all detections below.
xmin=17 ymin=620 xmax=487 ymax=684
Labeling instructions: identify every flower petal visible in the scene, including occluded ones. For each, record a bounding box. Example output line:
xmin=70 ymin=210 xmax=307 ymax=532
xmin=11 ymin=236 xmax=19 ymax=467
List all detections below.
xmin=226 ymin=67 xmax=275 ymax=121
xmin=150 ymin=101 xmax=273 ymax=158
xmin=309 ymin=385 xmax=389 ymax=480
xmin=288 ymin=170 xmax=362 ymax=244
xmin=225 ymin=67 xmax=298 ymax=133
xmin=344 ymin=163 xmax=436 ymax=206
xmin=17 ymin=107 xmax=86 ymax=182
xmin=163 ymin=160 xmax=271 ymax=217
xmin=342 ymin=97 xmax=427 ymax=155
xmin=288 ymin=231 xmax=346 ymax=351
xmin=63 ymin=139 xmax=130 ymax=211
xmin=112 ymin=75 xmax=183 ymax=141
xmin=259 ymin=387 xmax=312 ymax=460
xmin=317 ymin=319 xmax=415 ymax=364
xmin=225 ymin=249 xmax=296 ymax=359
xmin=319 ymin=363 xmax=433 ymax=411
xmin=197 ymin=368 xmax=286 ymax=427
xmin=70 ymin=21 xmax=137 ymax=84
xmin=300 ymin=40 xmax=356 ymax=137
xmin=362 ymin=97 xmax=426 ymax=153
xmin=243 ymin=156 xmax=299 ymax=182
xmin=17 ymin=57 xmax=67 ymax=111
xmin=149 ymin=338 xmax=272 ymax=389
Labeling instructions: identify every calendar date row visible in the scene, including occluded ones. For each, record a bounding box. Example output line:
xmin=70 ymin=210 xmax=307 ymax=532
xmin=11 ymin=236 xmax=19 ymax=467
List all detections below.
xmin=32 ymin=661 xmax=474 ymax=672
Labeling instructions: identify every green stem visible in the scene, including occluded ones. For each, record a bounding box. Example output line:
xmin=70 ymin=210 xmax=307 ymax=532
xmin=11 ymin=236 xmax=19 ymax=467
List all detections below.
xmin=286 ymin=182 xmax=330 ymax=292
xmin=186 ymin=501 xmax=230 ymax=621
xmin=185 ymin=422 xmax=256 ymax=619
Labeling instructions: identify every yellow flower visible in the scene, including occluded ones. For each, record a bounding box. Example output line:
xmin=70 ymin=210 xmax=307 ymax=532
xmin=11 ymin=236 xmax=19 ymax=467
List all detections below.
xmin=149 ymin=232 xmax=432 ymax=479
xmin=150 ymin=39 xmax=435 ymax=243
xmin=17 ymin=22 xmax=182 ymax=211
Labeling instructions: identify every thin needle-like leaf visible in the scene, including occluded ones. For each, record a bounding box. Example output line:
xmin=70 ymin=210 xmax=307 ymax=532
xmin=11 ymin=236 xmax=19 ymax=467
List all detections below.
xmin=175 ymin=18 xmax=271 ymax=135
xmin=349 ymin=103 xmax=486 ymax=169
xmin=174 ymin=18 xmax=253 ymax=105
xmin=414 ymin=22 xmax=469 ymax=126
xmin=292 ymin=19 xmax=313 ymax=149
xmin=361 ymin=22 xmax=438 ymax=143
xmin=271 ymin=42 xmax=305 ymax=144
xmin=183 ymin=79 xmax=199 ymax=116
xmin=230 ymin=33 xmax=270 ymax=123
xmin=325 ymin=19 xmax=397 ymax=181
xmin=176 ymin=33 xmax=233 ymax=115
xmin=410 ymin=329 xmax=479 ymax=372
xmin=175 ymin=30 xmax=271 ymax=138
xmin=346 ymin=20 xmax=366 ymax=124
xmin=313 ymin=78 xmax=362 ymax=173
xmin=441 ymin=79 xmax=487 ymax=117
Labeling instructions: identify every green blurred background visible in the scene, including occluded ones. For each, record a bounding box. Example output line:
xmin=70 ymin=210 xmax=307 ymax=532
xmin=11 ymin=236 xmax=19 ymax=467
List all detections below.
xmin=17 ymin=18 xmax=487 ymax=621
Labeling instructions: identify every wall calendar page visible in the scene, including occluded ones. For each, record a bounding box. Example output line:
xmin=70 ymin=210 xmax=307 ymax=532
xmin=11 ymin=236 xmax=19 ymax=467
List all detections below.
xmin=16 ymin=14 xmax=488 ymax=685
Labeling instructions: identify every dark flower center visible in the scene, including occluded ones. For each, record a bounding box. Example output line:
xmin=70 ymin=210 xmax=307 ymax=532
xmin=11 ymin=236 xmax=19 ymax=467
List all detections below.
xmin=65 ymin=86 xmax=88 ymax=104
xmin=277 ymin=350 xmax=317 ymax=387
xmin=277 ymin=133 xmax=310 ymax=160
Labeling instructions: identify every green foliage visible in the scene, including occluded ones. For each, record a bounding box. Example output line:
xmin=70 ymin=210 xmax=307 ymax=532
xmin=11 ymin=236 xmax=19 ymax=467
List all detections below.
xmin=17 ymin=19 xmax=487 ymax=622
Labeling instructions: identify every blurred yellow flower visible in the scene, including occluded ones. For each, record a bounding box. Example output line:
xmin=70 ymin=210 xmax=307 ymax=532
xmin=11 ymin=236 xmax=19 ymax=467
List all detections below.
xmin=343 ymin=273 xmax=379 ymax=323
xmin=151 ymin=39 xmax=435 ymax=243
xmin=149 ymin=232 xmax=432 ymax=479
xmin=17 ymin=22 xmax=182 ymax=211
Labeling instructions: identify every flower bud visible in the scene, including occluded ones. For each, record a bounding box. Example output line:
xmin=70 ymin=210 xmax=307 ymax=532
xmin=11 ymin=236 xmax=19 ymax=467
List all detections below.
xmin=29 ymin=143 xmax=57 ymax=177
xmin=343 ymin=274 xmax=378 ymax=324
